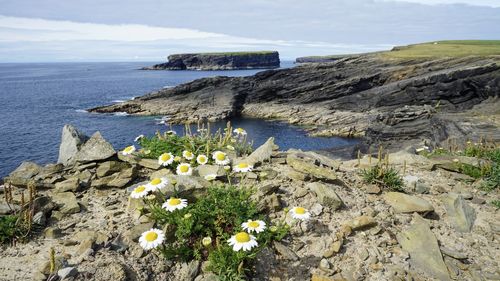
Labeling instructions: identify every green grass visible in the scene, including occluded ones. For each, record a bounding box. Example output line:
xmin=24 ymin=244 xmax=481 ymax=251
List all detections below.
xmin=381 ymin=40 xmax=500 ymax=59
xmin=145 ymin=184 xmax=288 ymax=280
xmin=171 ymin=51 xmax=277 ymax=57
xmin=492 ymin=200 xmax=500 ymax=208
xmin=361 ymin=164 xmax=405 ymax=192
xmin=0 ymin=214 xmax=26 ymax=245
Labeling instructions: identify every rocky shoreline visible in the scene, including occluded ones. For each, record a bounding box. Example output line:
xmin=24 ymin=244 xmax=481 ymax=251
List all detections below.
xmin=141 ymin=51 xmax=280 ymax=71
xmin=90 ymin=53 xmax=500 ymax=152
xmin=0 ymin=124 xmax=499 ymax=280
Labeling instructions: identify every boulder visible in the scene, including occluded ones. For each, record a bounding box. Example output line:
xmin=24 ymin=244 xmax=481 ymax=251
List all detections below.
xmin=306 ymin=182 xmax=343 ymax=210
xmin=441 ymin=193 xmax=476 ymax=232
xmin=52 ymin=192 xmax=80 ymax=214
xmin=91 ymin=167 xmax=136 ymax=189
xmin=195 ymin=164 xmax=225 ymax=177
xmin=397 ymin=214 xmax=451 ymax=281
xmin=57 ymin=124 xmax=88 ymax=166
xmin=243 ymin=137 xmax=275 ymax=166
xmin=74 ymin=132 xmax=115 ymax=163
xmin=5 ymin=161 xmax=41 ymax=187
xmin=383 ymin=192 xmax=434 ymax=213
xmin=54 ymin=177 xmax=81 ymax=193
xmin=96 ymin=161 xmax=130 ymax=178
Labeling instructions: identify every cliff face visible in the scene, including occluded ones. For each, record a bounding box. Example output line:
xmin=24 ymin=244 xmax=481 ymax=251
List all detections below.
xmin=91 ymin=54 xmax=500 ymax=150
xmin=142 ymin=51 xmax=280 ymax=70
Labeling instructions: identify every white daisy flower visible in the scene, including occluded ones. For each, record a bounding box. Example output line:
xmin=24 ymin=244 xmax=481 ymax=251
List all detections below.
xmin=242 ymin=220 xmax=266 ymax=233
xmin=228 ymin=232 xmax=258 ymax=252
xmin=146 ymin=177 xmax=169 ymax=192
xmin=139 ymin=228 xmax=165 ymax=250
xmin=122 ymin=145 xmax=136 ymax=155
xmin=162 ymin=197 xmax=188 ymax=212
xmin=182 ymin=150 xmax=194 ymax=160
xmin=176 ymin=163 xmax=193 ymax=176
xmin=196 ymin=154 xmax=208 ymax=165
xmin=223 ymin=165 xmax=231 ymax=171
xmin=134 ymin=135 xmax=144 ymax=142
xmin=226 ymin=145 xmax=235 ymax=151
xmin=233 ymin=162 xmax=253 ymax=173
xmin=202 ymin=237 xmax=212 ymax=247
xmin=233 ymin=128 xmax=247 ymax=136
xmin=213 ymin=151 xmax=230 ymax=165
xmin=158 ymin=152 xmax=174 ymax=166
xmin=130 ymin=185 xmax=149 ymax=199
xmin=290 ymin=207 xmax=311 ymax=221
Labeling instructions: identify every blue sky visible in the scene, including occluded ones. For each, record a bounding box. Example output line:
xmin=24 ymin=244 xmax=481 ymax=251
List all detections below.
xmin=0 ymin=0 xmax=499 ymax=62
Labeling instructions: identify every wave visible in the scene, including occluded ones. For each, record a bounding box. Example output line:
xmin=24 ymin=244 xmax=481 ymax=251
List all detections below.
xmin=112 ymin=99 xmax=126 ymax=103
xmin=113 ymin=112 xmax=129 ymax=116
xmin=75 ymin=109 xmax=88 ymax=113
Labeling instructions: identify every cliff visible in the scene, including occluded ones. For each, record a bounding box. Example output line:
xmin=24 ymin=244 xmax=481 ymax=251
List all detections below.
xmin=142 ymin=51 xmax=280 ymax=70
xmin=91 ymin=41 xmax=500 ymax=150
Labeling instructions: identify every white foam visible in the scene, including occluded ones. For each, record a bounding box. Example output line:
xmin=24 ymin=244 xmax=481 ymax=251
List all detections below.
xmin=75 ymin=109 xmax=88 ymax=113
xmin=113 ymin=112 xmax=129 ymax=116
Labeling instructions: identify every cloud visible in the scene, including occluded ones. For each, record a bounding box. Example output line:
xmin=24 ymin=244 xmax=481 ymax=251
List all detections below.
xmin=0 ymin=15 xmax=225 ymax=42
xmin=376 ymin=0 xmax=500 ymax=8
xmin=0 ymin=15 xmax=393 ymax=61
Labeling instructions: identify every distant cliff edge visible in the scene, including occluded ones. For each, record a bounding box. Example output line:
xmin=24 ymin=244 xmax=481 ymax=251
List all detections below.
xmin=142 ymin=51 xmax=280 ymax=70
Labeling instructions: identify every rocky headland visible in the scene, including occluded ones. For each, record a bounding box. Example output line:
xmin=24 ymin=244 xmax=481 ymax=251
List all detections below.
xmin=91 ymin=46 xmax=500 ymax=152
xmin=141 ymin=51 xmax=280 ymax=71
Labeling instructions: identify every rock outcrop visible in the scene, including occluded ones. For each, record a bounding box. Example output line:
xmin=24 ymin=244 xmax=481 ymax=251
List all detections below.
xmin=90 ymin=54 xmax=500 ymax=151
xmin=141 ymin=51 xmax=280 ymax=70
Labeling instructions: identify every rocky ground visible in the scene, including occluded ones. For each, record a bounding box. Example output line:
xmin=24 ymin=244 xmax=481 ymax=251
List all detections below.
xmin=90 ymin=53 xmax=500 ymax=152
xmin=1 ymin=125 xmax=499 ymax=281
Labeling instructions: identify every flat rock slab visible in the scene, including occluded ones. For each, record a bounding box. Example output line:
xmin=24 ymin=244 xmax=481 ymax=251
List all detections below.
xmin=5 ymin=161 xmax=42 ymax=187
xmin=287 ymin=153 xmax=337 ymax=182
xmin=397 ymin=214 xmax=451 ymax=281
xmin=441 ymin=193 xmax=476 ymax=232
xmin=383 ymin=192 xmax=434 ymax=213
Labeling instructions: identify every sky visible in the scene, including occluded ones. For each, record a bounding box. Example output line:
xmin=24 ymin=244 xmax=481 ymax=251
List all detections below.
xmin=0 ymin=0 xmax=499 ymax=62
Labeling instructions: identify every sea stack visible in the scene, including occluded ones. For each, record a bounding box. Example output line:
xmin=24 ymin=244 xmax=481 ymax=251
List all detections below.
xmin=142 ymin=51 xmax=280 ymax=70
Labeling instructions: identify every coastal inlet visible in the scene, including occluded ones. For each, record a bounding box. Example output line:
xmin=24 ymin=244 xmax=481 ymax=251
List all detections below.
xmin=0 ymin=61 xmax=357 ymax=178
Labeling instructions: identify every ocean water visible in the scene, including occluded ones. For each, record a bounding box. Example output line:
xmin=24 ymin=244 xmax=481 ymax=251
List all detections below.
xmin=0 ymin=62 xmax=357 ymax=178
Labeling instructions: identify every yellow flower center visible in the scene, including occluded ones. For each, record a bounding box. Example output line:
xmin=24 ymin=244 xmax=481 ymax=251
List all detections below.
xmin=144 ymin=231 xmax=158 ymax=242
xmin=198 ymin=156 xmax=206 ymax=162
xmin=134 ymin=186 xmax=146 ymax=193
xmin=150 ymin=178 xmax=162 ymax=185
xmin=169 ymin=198 xmax=181 ymax=205
xmin=179 ymin=165 xmax=189 ymax=173
xmin=124 ymin=146 xmax=134 ymax=152
xmin=235 ymin=232 xmax=251 ymax=243
xmin=161 ymin=154 xmax=171 ymax=161
xmin=295 ymin=207 xmax=306 ymax=214
xmin=216 ymin=153 xmax=226 ymax=161
xmin=236 ymin=128 xmax=244 ymax=133
xmin=248 ymin=221 xmax=260 ymax=228
xmin=237 ymin=163 xmax=249 ymax=169
xmin=185 ymin=151 xmax=192 ymax=157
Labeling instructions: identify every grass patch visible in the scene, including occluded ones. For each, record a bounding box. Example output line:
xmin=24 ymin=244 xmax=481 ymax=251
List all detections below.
xmin=492 ymin=200 xmax=500 ymax=208
xmin=418 ymin=141 xmax=499 ymax=191
xmin=361 ymin=164 xmax=404 ymax=192
xmin=142 ymin=184 xmax=289 ymax=280
xmin=380 ymin=40 xmax=500 ymax=59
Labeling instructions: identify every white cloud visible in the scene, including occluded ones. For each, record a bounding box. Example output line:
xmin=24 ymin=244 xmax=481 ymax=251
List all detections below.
xmin=0 ymin=15 xmax=226 ymax=42
xmin=377 ymin=0 xmax=500 ymax=8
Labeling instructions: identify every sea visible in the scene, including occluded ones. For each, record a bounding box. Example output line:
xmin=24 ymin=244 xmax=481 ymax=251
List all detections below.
xmin=0 ymin=61 xmax=357 ymax=178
